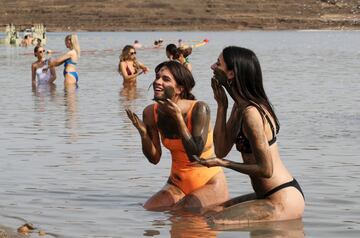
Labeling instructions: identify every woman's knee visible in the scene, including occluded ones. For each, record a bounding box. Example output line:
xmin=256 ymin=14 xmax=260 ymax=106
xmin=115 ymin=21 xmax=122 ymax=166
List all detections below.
xmin=178 ymin=194 xmax=203 ymax=212
xmin=143 ymin=189 xmax=180 ymax=211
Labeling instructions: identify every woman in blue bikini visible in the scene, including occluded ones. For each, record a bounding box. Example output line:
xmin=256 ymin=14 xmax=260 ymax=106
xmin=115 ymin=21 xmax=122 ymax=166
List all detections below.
xmin=49 ymin=34 xmax=80 ymax=86
xmin=197 ymin=46 xmax=305 ymax=224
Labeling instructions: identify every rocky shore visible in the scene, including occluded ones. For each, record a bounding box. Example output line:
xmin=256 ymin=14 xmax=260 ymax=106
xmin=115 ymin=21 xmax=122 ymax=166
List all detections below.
xmin=0 ymin=225 xmax=24 ymax=238
xmin=0 ymin=0 xmax=359 ymax=31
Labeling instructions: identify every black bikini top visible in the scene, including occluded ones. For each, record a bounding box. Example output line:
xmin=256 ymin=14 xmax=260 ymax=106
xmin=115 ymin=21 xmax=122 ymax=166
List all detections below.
xmin=235 ymin=104 xmax=278 ymax=153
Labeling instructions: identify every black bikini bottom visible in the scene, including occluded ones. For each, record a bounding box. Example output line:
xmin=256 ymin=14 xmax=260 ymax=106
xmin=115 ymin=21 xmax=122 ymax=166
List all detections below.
xmin=260 ymin=178 xmax=305 ymax=200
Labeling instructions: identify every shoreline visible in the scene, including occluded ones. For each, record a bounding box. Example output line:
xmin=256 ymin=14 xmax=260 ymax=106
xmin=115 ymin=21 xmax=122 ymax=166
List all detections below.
xmin=1 ymin=0 xmax=359 ymax=32
xmin=45 ymin=27 xmax=360 ymax=32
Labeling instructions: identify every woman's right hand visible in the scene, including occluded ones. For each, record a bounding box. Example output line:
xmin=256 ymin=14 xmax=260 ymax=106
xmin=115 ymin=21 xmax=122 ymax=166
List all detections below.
xmin=125 ymin=109 xmax=147 ymax=136
xmin=143 ymin=67 xmax=149 ymax=74
xmin=195 ymin=157 xmax=225 ymax=168
xmin=211 ymin=72 xmax=228 ymax=108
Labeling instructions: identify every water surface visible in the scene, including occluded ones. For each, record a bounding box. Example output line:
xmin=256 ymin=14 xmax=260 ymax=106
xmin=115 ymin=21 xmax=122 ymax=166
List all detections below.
xmin=0 ymin=31 xmax=359 ymax=237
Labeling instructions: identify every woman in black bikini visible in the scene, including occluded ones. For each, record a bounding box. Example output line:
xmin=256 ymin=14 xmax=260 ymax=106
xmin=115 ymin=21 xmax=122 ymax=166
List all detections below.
xmin=197 ymin=46 xmax=305 ymax=224
xmin=118 ymin=45 xmax=149 ymax=86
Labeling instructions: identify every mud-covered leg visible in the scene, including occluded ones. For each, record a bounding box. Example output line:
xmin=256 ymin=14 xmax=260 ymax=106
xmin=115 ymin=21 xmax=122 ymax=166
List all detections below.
xmin=207 ymin=199 xmax=277 ymax=225
xmin=200 ymin=192 xmax=257 ymax=216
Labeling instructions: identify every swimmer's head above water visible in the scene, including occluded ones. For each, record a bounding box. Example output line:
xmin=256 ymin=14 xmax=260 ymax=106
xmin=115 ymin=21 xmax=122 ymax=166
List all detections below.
xmin=152 ymin=61 xmax=195 ymax=102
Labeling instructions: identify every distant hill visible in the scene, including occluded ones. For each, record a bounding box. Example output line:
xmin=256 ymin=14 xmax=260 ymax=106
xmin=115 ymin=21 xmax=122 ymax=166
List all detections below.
xmin=1 ymin=0 xmax=359 ymax=31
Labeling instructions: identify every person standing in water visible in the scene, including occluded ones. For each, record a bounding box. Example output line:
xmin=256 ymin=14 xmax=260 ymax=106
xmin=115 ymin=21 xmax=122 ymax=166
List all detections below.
xmin=133 ymin=40 xmax=142 ymax=49
xmin=165 ymin=44 xmax=192 ymax=72
xmin=118 ymin=45 xmax=149 ymax=86
xmin=48 ymin=34 xmax=80 ymax=86
xmin=31 ymin=45 xmax=56 ymax=87
xmin=165 ymin=44 xmax=179 ymax=61
xmin=126 ymin=61 xmax=228 ymax=212
xmin=197 ymin=46 xmax=305 ymax=224
xmin=177 ymin=46 xmax=192 ymax=72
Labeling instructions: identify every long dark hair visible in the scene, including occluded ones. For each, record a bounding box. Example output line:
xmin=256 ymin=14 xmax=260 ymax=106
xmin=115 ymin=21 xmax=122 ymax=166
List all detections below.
xmin=155 ymin=61 xmax=195 ymax=100
xmin=166 ymin=44 xmax=180 ymax=59
xmin=222 ymin=46 xmax=280 ymax=132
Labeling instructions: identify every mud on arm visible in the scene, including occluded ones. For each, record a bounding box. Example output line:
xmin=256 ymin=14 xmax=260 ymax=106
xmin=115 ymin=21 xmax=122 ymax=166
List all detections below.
xmin=221 ymin=108 xmax=273 ymax=178
xmin=178 ymin=102 xmax=211 ymax=161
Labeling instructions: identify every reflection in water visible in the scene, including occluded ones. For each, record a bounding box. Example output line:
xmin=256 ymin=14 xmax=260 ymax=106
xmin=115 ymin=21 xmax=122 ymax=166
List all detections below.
xmin=119 ymin=82 xmax=138 ymax=101
xmin=148 ymin=211 xmax=304 ymax=238
xmin=32 ymin=83 xmax=57 ymax=113
xmin=169 ymin=213 xmax=217 ymax=238
xmin=64 ymin=85 xmax=79 ymax=143
xmin=213 ymin=218 xmax=305 ymax=238
xmin=148 ymin=212 xmax=217 ymax=238
xmin=118 ymin=83 xmax=148 ymax=123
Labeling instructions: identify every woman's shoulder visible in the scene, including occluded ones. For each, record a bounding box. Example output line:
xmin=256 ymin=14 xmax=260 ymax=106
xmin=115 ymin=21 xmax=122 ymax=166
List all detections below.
xmin=68 ymin=49 xmax=78 ymax=58
xmin=241 ymin=105 xmax=267 ymax=129
xmin=242 ymin=104 xmax=260 ymax=117
xmin=32 ymin=61 xmax=40 ymax=68
xmin=69 ymin=48 xmax=77 ymax=54
xmin=143 ymin=103 xmax=157 ymax=125
xmin=192 ymin=100 xmax=208 ymax=107
xmin=144 ymin=103 xmax=156 ymax=112
xmin=191 ymin=100 xmax=210 ymax=115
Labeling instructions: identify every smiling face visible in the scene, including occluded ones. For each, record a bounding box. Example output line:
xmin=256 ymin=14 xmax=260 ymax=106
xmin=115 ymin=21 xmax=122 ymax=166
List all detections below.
xmin=153 ymin=66 xmax=179 ymax=101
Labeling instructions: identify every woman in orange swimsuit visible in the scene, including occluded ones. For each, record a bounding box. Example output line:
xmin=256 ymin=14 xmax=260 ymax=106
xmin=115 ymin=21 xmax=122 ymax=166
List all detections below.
xmin=197 ymin=46 xmax=305 ymax=224
xmin=126 ymin=61 xmax=229 ymax=212
xmin=118 ymin=45 xmax=149 ymax=86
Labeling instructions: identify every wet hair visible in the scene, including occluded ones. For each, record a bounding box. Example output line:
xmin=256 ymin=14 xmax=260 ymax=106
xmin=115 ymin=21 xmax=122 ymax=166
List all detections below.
xmin=33 ymin=45 xmax=42 ymax=57
xmin=65 ymin=34 xmax=81 ymax=57
xmin=166 ymin=44 xmax=180 ymax=59
xmin=120 ymin=45 xmax=135 ymax=61
xmin=120 ymin=45 xmax=139 ymax=72
xmin=34 ymin=45 xmax=40 ymax=53
xmin=178 ymin=47 xmax=192 ymax=58
xmin=155 ymin=61 xmax=195 ymax=100
xmin=222 ymin=46 xmax=280 ymax=132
